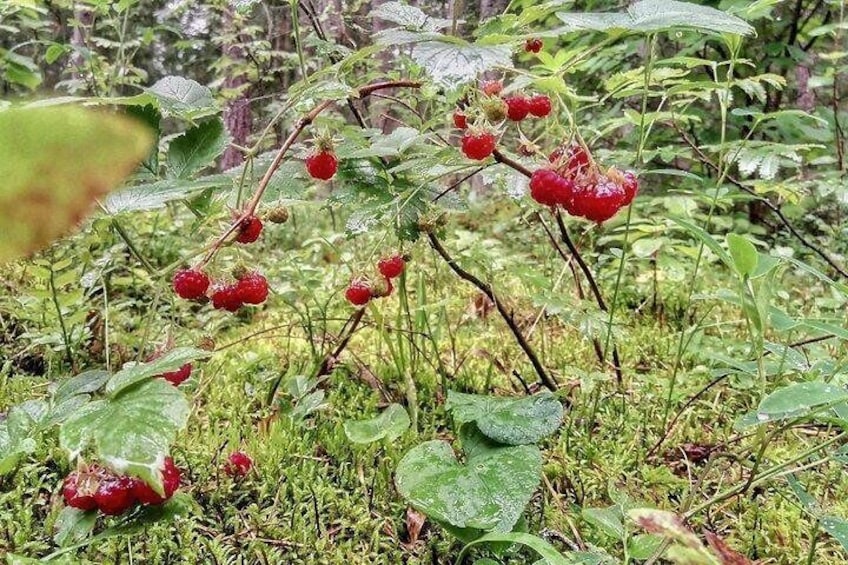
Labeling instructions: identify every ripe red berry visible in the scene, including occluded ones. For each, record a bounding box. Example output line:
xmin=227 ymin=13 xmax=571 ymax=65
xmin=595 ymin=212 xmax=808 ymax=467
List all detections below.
xmin=528 ymin=95 xmax=552 ymax=118
xmin=529 ymin=170 xmax=574 ymax=208
xmin=345 ymin=280 xmax=372 ymax=306
xmin=453 ymin=111 xmax=468 ymax=130
xmin=224 ymin=451 xmax=253 ymax=477
xmin=481 ymin=80 xmax=503 ymax=96
xmin=236 ymin=215 xmax=263 ymax=244
xmin=460 ymin=131 xmax=497 ymax=160
xmin=305 ymin=150 xmax=338 ymax=180
xmin=161 ymin=363 xmax=192 ymax=386
xmin=622 ymin=171 xmax=639 ymax=205
xmin=578 ymin=177 xmax=626 ymax=223
xmin=133 ymin=457 xmax=181 ymax=505
xmin=525 ymin=38 xmax=543 ymax=53
xmin=377 ymin=255 xmax=405 ymax=279
xmin=237 ymin=272 xmax=269 ymax=305
xmin=504 ymin=95 xmax=531 ymax=121
xmin=211 ymin=284 xmax=243 ymax=312
xmin=172 ymin=269 xmax=210 ymax=300
xmin=565 ymin=144 xmax=591 ymax=178
xmin=62 ymin=472 xmax=97 ymax=511
xmin=94 ymin=475 xmax=136 ymax=516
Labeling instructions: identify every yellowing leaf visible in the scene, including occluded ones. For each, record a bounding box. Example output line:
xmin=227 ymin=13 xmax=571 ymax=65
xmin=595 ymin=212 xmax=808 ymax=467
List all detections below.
xmin=0 ymin=106 xmax=153 ymax=263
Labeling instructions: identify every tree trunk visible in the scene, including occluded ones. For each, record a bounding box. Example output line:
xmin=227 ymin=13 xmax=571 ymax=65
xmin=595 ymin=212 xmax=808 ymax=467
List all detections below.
xmin=220 ymin=7 xmax=252 ymax=171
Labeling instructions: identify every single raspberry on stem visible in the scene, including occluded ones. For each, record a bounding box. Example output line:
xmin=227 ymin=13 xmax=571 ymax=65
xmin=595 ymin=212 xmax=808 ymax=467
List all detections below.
xmin=172 ymin=268 xmax=210 ymax=300
xmin=236 ymin=215 xmax=263 ymax=244
xmin=460 ymin=130 xmax=497 ymax=160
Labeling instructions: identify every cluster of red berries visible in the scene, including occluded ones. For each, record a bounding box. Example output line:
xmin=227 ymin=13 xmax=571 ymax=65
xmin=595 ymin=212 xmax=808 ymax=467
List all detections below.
xmin=524 ymin=38 xmax=543 ymax=53
xmin=456 ymin=80 xmax=553 ymax=161
xmin=530 ymin=143 xmax=639 ymax=223
xmin=344 ymin=255 xmax=406 ymax=307
xmin=62 ymin=459 xmax=181 ymax=516
xmin=173 ymin=266 xmax=269 ymax=313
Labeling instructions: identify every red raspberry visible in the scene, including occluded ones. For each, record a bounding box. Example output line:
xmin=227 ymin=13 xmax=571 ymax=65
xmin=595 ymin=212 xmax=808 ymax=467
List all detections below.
xmin=172 ymin=269 xmax=210 ymax=300
xmin=236 ymin=215 xmax=263 ymax=244
xmin=622 ymin=171 xmax=639 ymax=205
xmin=504 ymin=95 xmax=531 ymax=121
xmin=133 ymin=457 xmax=181 ymax=505
xmin=94 ymin=474 xmax=136 ymax=516
xmin=62 ymin=472 xmax=97 ymax=511
xmin=453 ymin=111 xmax=468 ymax=130
xmin=579 ymin=177 xmax=626 ymax=223
xmin=161 ymin=363 xmax=192 ymax=386
xmin=480 ymin=80 xmax=503 ymax=96
xmin=528 ymin=95 xmax=552 ymax=118
xmin=237 ymin=272 xmax=269 ymax=305
xmin=525 ymin=38 xmax=543 ymax=53
xmin=211 ymin=284 xmax=243 ymax=312
xmin=460 ymin=131 xmax=497 ymax=160
xmin=305 ymin=150 xmax=338 ymax=180
xmin=345 ymin=280 xmax=372 ymax=306
xmin=224 ymin=451 xmax=253 ymax=477
xmin=377 ymin=255 xmax=405 ymax=279
xmin=530 ymin=170 xmax=574 ymax=208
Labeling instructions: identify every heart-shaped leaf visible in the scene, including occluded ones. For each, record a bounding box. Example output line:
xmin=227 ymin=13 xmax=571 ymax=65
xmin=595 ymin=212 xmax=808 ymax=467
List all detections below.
xmin=395 ymin=439 xmax=541 ymax=532
xmin=344 ymin=403 xmax=410 ymax=444
xmin=60 ymin=379 xmax=190 ymax=493
xmin=446 ymin=391 xmax=563 ymax=445
xmin=0 ymin=106 xmax=152 ymax=263
xmin=105 ymin=347 xmax=210 ymax=397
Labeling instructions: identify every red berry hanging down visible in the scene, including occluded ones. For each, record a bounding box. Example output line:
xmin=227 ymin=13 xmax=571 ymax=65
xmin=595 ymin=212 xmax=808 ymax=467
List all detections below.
xmin=453 ymin=111 xmax=468 ymax=130
xmin=577 ymin=176 xmax=626 ymax=224
xmin=161 ymin=363 xmax=192 ymax=386
xmin=172 ymin=268 xmax=210 ymax=300
xmin=236 ymin=215 xmax=263 ymax=244
xmin=94 ymin=475 xmax=136 ymax=516
xmin=237 ymin=272 xmax=269 ymax=305
xmin=132 ymin=457 xmax=181 ymax=505
xmin=622 ymin=171 xmax=639 ymax=206
xmin=211 ymin=283 xmax=243 ymax=312
xmin=306 ymin=150 xmax=338 ymax=180
xmin=525 ymin=38 xmax=543 ymax=53
xmin=377 ymin=255 xmax=405 ymax=279
xmin=345 ymin=279 xmax=372 ymax=306
xmin=528 ymin=95 xmax=552 ymax=118
xmin=529 ymin=169 xmax=575 ymax=208
xmin=62 ymin=471 xmax=98 ymax=511
xmin=460 ymin=131 xmax=497 ymax=160
xmin=225 ymin=451 xmax=253 ymax=477
xmin=504 ymin=95 xmax=531 ymax=121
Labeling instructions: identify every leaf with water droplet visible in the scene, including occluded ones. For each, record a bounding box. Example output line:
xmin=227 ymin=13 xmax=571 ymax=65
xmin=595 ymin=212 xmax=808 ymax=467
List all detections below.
xmin=446 ymin=390 xmax=563 ymax=445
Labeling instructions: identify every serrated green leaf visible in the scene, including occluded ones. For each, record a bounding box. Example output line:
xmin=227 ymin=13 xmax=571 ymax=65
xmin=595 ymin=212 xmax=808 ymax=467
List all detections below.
xmin=396 ymin=440 xmax=541 ymax=532
xmin=0 ymin=106 xmax=152 ymax=264
xmin=372 ymin=1 xmax=453 ymax=32
xmin=106 ymin=347 xmax=210 ymax=396
xmin=557 ymin=0 xmax=755 ymax=36
xmin=145 ymin=76 xmax=217 ymax=120
xmin=60 ymin=379 xmax=190 ymax=493
xmin=408 ymin=39 xmax=513 ymax=89
xmin=103 ymin=176 xmax=231 ymax=214
xmin=446 ymin=391 xmax=563 ymax=445
xmin=344 ymin=403 xmax=410 ymax=444
xmin=168 ymin=119 xmax=230 ymax=179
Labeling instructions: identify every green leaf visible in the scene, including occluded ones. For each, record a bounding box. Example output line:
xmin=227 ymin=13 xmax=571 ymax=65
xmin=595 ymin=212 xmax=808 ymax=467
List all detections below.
xmin=669 ymin=217 xmax=733 ymax=270
xmin=556 ymin=0 xmax=755 ymax=36
xmin=60 ymin=379 xmax=190 ymax=493
xmin=446 ymin=391 xmax=563 ymax=445
xmin=344 ymin=403 xmax=410 ymax=444
xmin=103 ymin=176 xmax=231 ymax=214
xmin=372 ymin=1 xmax=453 ymax=31
xmin=456 ymin=532 xmax=573 ymax=565
xmin=0 ymin=106 xmax=153 ymax=264
xmin=54 ymin=370 xmax=110 ymax=402
xmin=582 ymin=506 xmax=625 ymax=539
xmin=757 ymin=382 xmax=848 ymax=422
xmin=53 ymin=507 xmax=97 ymax=547
xmin=821 ymin=515 xmax=848 ymax=553
xmin=145 ymin=76 xmax=217 ymax=121
xmin=105 ymin=347 xmax=210 ymax=397
xmin=726 ymin=233 xmax=758 ymax=278
xmin=167 ymin=119 xmax=230 ymax=179
xmin=395 ymin=440 xmax=541 ymax=532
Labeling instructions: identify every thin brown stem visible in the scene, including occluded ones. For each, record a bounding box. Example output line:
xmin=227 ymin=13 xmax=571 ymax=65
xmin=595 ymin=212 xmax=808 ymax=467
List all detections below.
xmin=427 ymin=232 xmax=558 ymax=392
